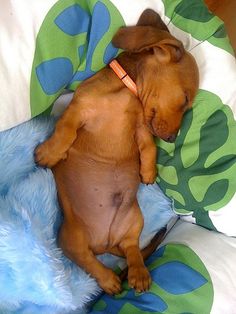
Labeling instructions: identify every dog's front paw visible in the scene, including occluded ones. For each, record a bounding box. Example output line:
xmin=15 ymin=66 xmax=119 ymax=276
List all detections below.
xmin=34 ymin=141 xmax=67 ymax=168
xmin=128 ymin=265 xmax=151 ymax=292
xmin=140 ymin=167 xmax=157 ymax=184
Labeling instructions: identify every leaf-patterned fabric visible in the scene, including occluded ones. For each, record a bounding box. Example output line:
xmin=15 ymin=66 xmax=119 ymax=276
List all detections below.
xmin=1 ymin=0 xmax=236 ymax=312
xmin=156 ymin=0 xmax=236 ymax=236
xmin=91 ymin=220 xmax=236 ymax=313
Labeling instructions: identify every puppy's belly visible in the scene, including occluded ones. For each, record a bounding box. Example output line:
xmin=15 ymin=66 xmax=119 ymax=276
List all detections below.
xmin=54 ymin=152 xmax=140 ymax=253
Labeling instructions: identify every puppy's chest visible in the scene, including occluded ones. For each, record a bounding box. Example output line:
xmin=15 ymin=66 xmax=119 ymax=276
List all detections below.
xmin=84 ymin=105 xmax=138 ymax=136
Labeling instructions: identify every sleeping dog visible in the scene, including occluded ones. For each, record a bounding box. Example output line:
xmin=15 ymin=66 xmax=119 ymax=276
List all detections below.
xmin=35 ymin=9 xmax=199 ymax=294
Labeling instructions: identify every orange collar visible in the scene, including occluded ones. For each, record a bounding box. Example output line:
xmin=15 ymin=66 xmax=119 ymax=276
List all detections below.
xmin=109 ymin=59 xmax=138 ymax=96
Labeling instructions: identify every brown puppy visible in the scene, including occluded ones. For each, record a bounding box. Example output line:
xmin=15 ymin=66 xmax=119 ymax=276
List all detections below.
xmin=35 ymin=10 xmax=199 ymax=295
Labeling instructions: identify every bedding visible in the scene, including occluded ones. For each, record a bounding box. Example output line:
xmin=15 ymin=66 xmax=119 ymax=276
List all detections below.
xmin=156 ymin=0 xmax=236 ymax=236
xmin=1 ymin=0 xmax=236 ymax=235
xmin=0 ymin=0 xmax=236 ymax=313
xmin=0 ymin=0 xmax=163 ymax=131
xmin=91 ymin=220 xmax=236 ymax=314
xmin=0 ymin=116 xmax=176 ymax=314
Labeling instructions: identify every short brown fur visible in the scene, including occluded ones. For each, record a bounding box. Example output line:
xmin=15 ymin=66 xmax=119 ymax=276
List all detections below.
xmin=35 ymin=10 xmax=199 ymax=294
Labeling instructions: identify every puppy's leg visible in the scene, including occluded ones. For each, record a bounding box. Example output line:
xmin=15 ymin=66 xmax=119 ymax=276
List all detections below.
xmin=55 ymin=178 xmax=121 ymax=295
xmin=35 ymin=99 xmax=85 ymax=168
xmin=135 ymin=118 xmax=157 ymax=184
xmin=118 ymin=226 xmax=166 ymax=281
xmin=118 ymin=200 xmax=151 ymax=292
xmin=59 ymin=221 xmax=121 ymax=295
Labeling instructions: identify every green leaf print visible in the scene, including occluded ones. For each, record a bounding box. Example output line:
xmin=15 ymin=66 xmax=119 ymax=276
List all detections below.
xmin=162 ymin=0 xmax=234 ymax=55
xmin=157 ymin=90 xmax=236 ymax=230
xmin=91 ymin=244 xmax=214 ymax=314
xmin=30 ymin=0 xmax=124 ymax=118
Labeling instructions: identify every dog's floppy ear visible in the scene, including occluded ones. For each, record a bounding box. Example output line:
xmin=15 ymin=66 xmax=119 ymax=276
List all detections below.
xmin=112 ymin=26 xmax=169 ymax=52
xmin=112 ymin=27 xmax=184 ymax=63
xmin=137 ymin=8 xmax=169 ymax=32
xmin=112 ymin=9 xmax=170 ymax=51
xmin=154 ymin=39 xmax=184 ymax=63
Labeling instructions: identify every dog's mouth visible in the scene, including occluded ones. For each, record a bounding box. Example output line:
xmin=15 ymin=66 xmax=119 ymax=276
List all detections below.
xmin=147 ymin=115 xmax=164 ymax=138
xmin=146 ymin=114 xmax=177 ymax=142
xmin=147 ymin=121 xmax=158 ymax=136
xmin=148 ymin=120 xmax=157 ymax=136
xmin=146 ymin=109 xmax=158 ymax=136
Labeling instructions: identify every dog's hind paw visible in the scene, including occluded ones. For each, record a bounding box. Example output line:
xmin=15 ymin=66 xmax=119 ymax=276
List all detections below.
xmin=98 ymin=269 xmax=122 ymax=295
xmin=128 ymin=265 xmax=151 ymax=292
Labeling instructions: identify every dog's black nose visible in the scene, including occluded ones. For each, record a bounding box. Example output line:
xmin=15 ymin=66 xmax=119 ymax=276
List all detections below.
xmin=166 ymin=134 xmax=177 ymax=143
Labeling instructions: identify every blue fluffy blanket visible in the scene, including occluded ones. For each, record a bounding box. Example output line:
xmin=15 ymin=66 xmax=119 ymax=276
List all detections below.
xmin=0 ymin=117 xmax=175 ymax=314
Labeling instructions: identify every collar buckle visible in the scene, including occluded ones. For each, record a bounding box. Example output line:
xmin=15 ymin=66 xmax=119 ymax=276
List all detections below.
xmin=109 ymin=59 xmax=138 ymax=96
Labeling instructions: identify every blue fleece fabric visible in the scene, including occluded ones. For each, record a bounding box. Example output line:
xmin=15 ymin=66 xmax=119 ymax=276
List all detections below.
xmin=0 ymin=117 xmax=176 ymax=314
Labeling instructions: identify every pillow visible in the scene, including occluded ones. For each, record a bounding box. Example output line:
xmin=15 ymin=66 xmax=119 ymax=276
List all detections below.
xmin=156 ymin=0 xmax=236 ymax=236
xmin=91 ymin=220 xmax=236 ymax=314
